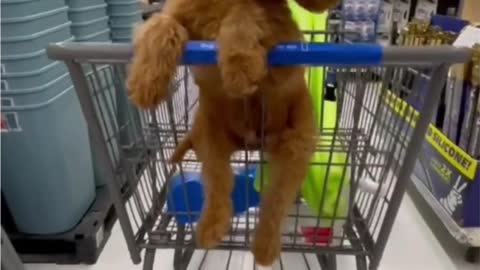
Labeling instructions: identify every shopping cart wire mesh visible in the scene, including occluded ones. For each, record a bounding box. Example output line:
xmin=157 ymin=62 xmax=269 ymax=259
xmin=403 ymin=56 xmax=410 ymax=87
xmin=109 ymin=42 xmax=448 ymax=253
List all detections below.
xmin=48 ymin=35 xmax=471 ymax=270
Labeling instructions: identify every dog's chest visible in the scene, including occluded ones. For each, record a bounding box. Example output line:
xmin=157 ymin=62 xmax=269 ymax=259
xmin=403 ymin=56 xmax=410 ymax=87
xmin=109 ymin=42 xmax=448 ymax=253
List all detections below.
xmin=228 ymin=94 xmax=289 ymax=139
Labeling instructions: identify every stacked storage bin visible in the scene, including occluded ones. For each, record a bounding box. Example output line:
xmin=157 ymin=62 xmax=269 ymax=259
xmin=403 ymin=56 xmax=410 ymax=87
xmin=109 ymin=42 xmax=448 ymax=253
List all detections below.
xmin=107 ymin=0 xmax=142 ymax=42
xmin=66 ymin=0 xmax=118 ymax=187
xmin=66 ymin=0 xmax=110 ymax=42
xmin=1 ymin=0 xmax=96 ymax=234
xmin=106 ymin=0 xmax=145 ymax=153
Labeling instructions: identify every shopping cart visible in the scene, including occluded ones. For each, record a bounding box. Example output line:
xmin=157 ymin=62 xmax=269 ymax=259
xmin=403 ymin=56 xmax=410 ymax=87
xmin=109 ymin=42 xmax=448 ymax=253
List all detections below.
xmin=47 ymin=32 xmax=471 ymax=270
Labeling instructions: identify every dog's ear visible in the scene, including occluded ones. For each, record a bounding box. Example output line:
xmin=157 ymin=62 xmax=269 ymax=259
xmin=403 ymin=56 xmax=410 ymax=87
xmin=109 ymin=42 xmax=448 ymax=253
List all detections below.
xmin=292 ymin=0 xmax=341 ymax=13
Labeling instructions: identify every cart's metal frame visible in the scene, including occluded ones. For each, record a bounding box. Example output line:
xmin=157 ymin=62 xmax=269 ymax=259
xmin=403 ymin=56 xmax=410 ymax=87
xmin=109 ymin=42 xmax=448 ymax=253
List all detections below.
xmin=48 ymin=38 xmax=470 ymax=270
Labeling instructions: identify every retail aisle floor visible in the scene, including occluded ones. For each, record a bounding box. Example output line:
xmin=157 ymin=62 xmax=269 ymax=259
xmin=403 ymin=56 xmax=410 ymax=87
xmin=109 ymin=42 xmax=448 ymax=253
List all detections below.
xmin=26 ymin=195 xmax=476 ymax=270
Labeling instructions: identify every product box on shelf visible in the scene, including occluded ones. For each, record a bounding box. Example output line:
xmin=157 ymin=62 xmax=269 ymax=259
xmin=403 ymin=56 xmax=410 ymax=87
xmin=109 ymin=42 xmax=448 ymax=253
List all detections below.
xmin=393 ymin=0 xmax=411 ymax=32
xmin=343 ymin=0 xmax=381 ymax=43
xmin=377 ymin=0 xmax=394 ymax=45
xmin=378 ymin=0 xmax=394 ymax=33
xmin=380 ymin=85 xmax=480 ymax=247
xmin=414 ymin=0 xmax=438 ymax=22
xmin=377 ymin=27 xmax=480 ymax=246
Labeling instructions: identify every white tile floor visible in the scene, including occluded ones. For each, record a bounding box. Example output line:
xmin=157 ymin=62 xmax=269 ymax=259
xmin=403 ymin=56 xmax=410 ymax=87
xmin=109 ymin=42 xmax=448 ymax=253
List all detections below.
xmin=26 ymin=195 xmax=475 ymax=270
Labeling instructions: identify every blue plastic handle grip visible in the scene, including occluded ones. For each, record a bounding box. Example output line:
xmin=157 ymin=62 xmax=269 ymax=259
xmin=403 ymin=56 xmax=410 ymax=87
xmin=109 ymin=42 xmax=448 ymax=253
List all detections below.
xmin=181 ymin=42 xmax=383 ymax=66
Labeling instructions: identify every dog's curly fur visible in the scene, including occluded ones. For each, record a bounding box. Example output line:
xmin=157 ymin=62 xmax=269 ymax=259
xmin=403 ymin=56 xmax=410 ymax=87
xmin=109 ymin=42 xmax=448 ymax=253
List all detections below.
xmin=128 ymin=0 xmax=339 ymax=265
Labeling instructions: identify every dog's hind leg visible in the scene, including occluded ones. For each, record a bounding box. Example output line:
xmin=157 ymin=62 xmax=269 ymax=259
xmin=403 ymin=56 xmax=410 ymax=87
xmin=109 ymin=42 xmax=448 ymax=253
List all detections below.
xmin=252 ymin=89 xmax=316 ymax=266
xmin=194 ymin=123 xmax=236 ymax=249
xmin=170 ymin=132 xmax=193 ymax=163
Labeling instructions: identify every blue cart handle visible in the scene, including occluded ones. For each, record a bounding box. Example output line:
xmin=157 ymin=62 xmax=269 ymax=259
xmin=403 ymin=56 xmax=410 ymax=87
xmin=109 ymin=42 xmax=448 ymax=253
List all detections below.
xmin=47 ymin=42 xmax=471 ymax=66
xmin=183 ymin=42 xmax=383 ymax=66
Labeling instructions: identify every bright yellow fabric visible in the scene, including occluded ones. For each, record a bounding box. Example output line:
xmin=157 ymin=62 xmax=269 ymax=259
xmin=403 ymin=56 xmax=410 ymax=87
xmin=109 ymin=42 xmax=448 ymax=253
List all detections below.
xmin=254 ymin=4 xmax=348 ymax=219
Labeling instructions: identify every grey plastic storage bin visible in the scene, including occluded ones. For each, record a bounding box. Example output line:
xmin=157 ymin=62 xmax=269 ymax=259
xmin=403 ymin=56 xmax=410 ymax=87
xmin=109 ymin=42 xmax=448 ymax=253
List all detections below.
xmin=68 ymin=3 xmax=108 ymax=22
xmin=1 ymin=72 xmax=72 ymax=106
xmin=76 ymin=29 xmax=111 ymax=42
xmin=111 ymin=38 xmax=131 ymax=43
xmin=109 ymin=11 xmax=142 ymax=27
xmin=111 ymin=33 xmax=132 ymax=42
xmin=71 ymin=16 xmax=109 ymax=37
xmin=1 ymin=86 xmax=96 ymax=235
xmin=110 ymin=26 xmax=133 ymax=37
xmin=1 ymin=0 xmax=66 ymax=19
xmin=1 ymin=37 xmax=74 ymax=73
xmin=2 ymin=50 xmax=53 ymax=74
xmin=107 ymin=1 xmax=140 ymax=14
xmin=1 ymin=6 xmax=69 ymax=39
xmin=1 ymin=61 xmax=68 ymax=91
xmin=66 ymin=0 xmax=105 ymax=9
xmin=1 ymin=22 xmax=72 ymax=56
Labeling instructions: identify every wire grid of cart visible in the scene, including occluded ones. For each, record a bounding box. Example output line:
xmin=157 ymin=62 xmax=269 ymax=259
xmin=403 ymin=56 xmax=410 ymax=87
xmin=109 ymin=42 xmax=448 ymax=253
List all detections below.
xmin=47 ymin=31 xmax=471 ymax=270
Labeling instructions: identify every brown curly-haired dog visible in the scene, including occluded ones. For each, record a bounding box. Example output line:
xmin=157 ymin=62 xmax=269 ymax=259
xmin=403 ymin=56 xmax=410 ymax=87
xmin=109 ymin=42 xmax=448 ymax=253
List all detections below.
xmin=128 ymin=0 xmax=339 ymax=265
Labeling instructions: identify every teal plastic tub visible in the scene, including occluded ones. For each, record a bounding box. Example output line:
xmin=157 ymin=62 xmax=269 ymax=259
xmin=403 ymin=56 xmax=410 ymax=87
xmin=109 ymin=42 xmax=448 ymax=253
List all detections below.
xmin=1 ymin=61 xmax=68 ymax=91
xmin=109 ymin=10 xmax=142 ymax=27
xmin=71 ymin=16 xmax=109 ymax=37
xmin=1 ymin=72 xmax=72 ymax=106
xmin=1 ymin=86 xmax=96 ymax=235
xmin=68 ymin=3 xmax=107 ymax=22
xmin=110 ymin=25 xmax=133 ymax=37
xmin=1 ymin=6 xmax=69 ymax=39
xmin=111 ymin=38 xmax=131 ymax=43
xmin=76 ymin=29 xmax=111 ymax=42
xmin=66 ymin=0 xmax=105 ymax=9
xmin=107 ymin=0 xmax=140 ymax=15
xmin=1 ymin=0 xmax=66 ymax=19
xmin=1 ymin=37 xmax=74 ymax=73
xmin=1 ymin=22 xmax=72 ymax=56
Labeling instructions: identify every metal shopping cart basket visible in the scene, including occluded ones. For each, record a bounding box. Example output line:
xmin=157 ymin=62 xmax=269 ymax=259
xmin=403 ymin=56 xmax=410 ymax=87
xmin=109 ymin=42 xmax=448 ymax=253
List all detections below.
xmin=47 ymin=33 xmax=471 ymax=270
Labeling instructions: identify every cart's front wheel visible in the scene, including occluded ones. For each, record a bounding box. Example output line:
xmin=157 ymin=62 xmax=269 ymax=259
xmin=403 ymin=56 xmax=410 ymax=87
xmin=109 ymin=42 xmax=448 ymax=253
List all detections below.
xmin=143 ymin=249 xmax=156 ymax=270
xmin=465 ymin=247 xmax=479 ymax=264
xmin=317 ymin=253 xmax=337 ymax=270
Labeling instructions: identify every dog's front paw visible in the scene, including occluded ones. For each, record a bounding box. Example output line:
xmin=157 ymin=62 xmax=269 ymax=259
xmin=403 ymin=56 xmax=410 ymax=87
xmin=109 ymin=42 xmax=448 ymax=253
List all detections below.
xmin=196 ymin=202 xmax=232 ymax=249
xmin=252 ymin=225 xmax=281 ymax=266
xmin=219 ymin=49 xmax=267 ymax=98
xmin=127 ymin=14 xmax=188 ymax=109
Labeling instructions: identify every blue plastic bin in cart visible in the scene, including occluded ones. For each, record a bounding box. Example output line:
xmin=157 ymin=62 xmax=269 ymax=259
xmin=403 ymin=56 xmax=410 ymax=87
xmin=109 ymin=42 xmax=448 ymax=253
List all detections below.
xmin=1 ymin=86 xmax=96 ymax=235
